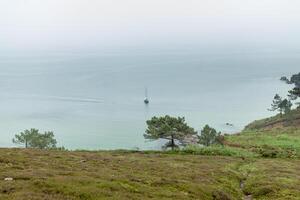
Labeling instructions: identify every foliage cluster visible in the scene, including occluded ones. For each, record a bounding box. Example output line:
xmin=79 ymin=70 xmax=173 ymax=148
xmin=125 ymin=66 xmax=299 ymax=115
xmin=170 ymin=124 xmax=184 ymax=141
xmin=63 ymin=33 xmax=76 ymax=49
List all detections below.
xmin=144 ymin=116 xmax=223 ymax=150
xmin=12 ymin=129 xmax=57 ymax=149
xmin=177 ymin=145 xmax=257 ymax=157
xmin=269 ymin=94 xmax=292 ymax=115
xmin=279 ymin=72 xmax=300 ymax=108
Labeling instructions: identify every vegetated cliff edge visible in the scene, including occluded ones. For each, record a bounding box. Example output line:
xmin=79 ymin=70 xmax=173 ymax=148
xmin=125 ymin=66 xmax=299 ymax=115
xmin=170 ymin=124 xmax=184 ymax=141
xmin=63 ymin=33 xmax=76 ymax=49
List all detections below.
xmin=245 ymin=108 xmax=300 ymax=130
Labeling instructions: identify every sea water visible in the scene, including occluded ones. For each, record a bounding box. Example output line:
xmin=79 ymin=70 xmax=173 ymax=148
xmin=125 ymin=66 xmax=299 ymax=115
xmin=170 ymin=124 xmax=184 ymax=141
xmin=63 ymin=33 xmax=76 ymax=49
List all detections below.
xmin=0 ymin=48 xmax=298 ymax=149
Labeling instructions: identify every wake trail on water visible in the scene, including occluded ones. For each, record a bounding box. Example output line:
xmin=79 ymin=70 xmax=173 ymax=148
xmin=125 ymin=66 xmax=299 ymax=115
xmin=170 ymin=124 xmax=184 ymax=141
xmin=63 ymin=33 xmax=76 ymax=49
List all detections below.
xmin=37 ymin=95 xmax=105 ymax=104
xmin=3 ymin=93 xmax=144 ymax=107
xmin=2 ymin=93 xmax=105 ymax=104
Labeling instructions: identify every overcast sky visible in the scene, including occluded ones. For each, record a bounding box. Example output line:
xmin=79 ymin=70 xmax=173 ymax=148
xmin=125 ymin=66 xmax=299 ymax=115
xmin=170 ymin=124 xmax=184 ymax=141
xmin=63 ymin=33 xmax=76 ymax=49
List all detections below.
xmin=1 ymin=0 xmax=300 ymax=51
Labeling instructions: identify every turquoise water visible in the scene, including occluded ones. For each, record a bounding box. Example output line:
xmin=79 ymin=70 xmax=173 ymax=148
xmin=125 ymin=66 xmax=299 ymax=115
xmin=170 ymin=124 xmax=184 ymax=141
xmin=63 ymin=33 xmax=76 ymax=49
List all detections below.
xmin=0 ymin=49 xmax=298 ymax=149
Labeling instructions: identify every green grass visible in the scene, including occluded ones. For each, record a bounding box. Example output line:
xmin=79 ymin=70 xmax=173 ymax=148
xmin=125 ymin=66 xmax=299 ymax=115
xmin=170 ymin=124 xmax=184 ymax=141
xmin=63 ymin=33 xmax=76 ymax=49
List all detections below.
xmin=233 ymin=109 xmax=300 ymax=158
xmin=76 ymin=145 xmax=258 ymax=158
xmin=242 ymin=159 xmax=300 ymax=199
xmin=226 ymin=128 xmax=300 ymax=158
xmin=245 ymin=108 xmax=300 ymax=130
xmin=0 ymin=148 xmax=245 ymax=200
xmin=176 ymin=145 xmax=258 ymax=158
xmin=0 ymin=148 xmax=300 ymax=199
xmin=1 ymin=109 xmax=300 ymax=199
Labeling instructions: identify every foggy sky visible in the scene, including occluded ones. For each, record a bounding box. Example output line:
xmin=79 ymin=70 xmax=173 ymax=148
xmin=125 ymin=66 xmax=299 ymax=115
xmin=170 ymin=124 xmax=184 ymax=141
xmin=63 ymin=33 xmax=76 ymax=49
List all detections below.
xmin=1 ymin=0 xmax=300 ymax=51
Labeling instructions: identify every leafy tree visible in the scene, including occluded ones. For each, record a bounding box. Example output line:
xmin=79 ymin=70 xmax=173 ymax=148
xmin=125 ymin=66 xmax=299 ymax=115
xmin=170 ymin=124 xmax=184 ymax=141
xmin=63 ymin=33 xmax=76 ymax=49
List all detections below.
xmin=269 ymin=94 xmax=283 ymax=114
xmin=30 ymin=131 xmax=57 ymax=149
xmin=198 ymin=125 xmax=221 ymax=146
xmin=12 ymin=129 xmax=57 ymax=149
xmin=290 ymin=73 xmax=300 ymax=86
xmin=144 ymin=116 xmax=197 ymax=150
xmin=283 ymin=73 xmax=300 ymax=106
xmin=12 ymin=129 xmax=36 ymax=148
xmin=288 ymin=87 xmax=300 ymax=107
xmin=281 ymin=99 xmax=293 ymax=114
xmin=268 ymin=94 xmax=292 ymax=115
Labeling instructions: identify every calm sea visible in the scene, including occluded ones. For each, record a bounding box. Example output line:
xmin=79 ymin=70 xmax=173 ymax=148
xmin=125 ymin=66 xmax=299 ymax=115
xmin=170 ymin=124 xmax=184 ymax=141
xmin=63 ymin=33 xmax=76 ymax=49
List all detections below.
xmin=0 ymin=48 xmax=298 ymax=149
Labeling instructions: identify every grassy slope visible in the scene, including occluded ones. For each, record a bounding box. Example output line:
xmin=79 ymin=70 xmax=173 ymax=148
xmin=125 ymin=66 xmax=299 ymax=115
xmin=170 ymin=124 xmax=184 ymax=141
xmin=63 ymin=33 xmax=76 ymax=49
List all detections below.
xmin=226 ymin=109 xmax=300 ymax=158
xmin=0 ymin=149 xmax=300 ymax=200
xmin=0 ymin=149 xmax=244 ymax=200
xmin=226 ymin=128 xmax=300 ymax=158
xmin=245 ymin=109 xmax=300 ymax=130
xmin=242 ymin=159 xmax=300 ymax=199
xmin=223 ymin=109 xmax=300 ymax=199
xmin=1 ymin=110 xmax=300 ymax=200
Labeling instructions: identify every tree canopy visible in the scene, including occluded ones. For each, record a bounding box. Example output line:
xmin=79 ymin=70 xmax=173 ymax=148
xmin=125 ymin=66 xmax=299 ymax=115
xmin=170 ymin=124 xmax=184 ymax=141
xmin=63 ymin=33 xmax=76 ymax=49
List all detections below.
xmin=12 ymin=129 xmax=57 ymax=149
xmin=198 ymin=125 xmax=222 ymax=146
xmin=144 ymin=115 xmax=197 ymax=150
xmin=282 ymin=73 xmax=300 ymax=106
xmin=269 ymin=94 xmax=292 ymax=115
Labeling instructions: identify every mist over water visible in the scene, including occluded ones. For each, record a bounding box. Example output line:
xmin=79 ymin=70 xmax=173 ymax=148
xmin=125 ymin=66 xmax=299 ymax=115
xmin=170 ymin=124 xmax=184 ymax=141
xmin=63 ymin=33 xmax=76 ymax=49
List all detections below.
xmin=0 ymin=47 xmax=298 ymax=149
xmin=1 ymin=0 xmax=300 ymax=149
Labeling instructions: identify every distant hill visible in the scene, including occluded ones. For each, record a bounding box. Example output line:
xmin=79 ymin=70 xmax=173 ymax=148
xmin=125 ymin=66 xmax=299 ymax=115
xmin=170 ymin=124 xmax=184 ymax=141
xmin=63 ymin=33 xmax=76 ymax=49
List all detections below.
xmin=225 ymin=108 xmax=300 ymax=159
xmin=245 ymin=108 xmax=300 ymax=130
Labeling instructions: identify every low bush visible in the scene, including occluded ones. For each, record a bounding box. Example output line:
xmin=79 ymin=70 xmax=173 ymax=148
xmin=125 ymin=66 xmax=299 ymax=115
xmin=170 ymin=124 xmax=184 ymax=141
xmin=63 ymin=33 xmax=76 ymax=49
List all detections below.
xmin=252 ymin=145 xmax=298 ymax=158
xmin=172 ymin=145 xmax=257 ymax=158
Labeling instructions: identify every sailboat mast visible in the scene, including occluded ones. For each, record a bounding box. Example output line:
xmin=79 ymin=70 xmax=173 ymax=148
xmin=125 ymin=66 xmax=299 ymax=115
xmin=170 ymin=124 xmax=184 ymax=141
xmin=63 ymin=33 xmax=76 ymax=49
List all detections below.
xmin=144 ymin=87 xmax=149 ymax=104
xmin=145 ymin=87 xmax=148 ymax=98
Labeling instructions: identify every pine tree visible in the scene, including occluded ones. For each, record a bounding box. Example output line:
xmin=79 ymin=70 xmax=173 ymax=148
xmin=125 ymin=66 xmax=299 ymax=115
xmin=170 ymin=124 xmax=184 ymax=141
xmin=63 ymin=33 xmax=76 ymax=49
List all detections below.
xmin=144 ymin=116 xmax=196 ymax=150
xmin=269 ymin=94 xmax=293 ymax=115
xmin=284 ymin=72 xmax=300 ymax=106
xmin=198 ymin=125 xmax=221 ymax=146
xmin=269 ymin=94 xmax=284 ymax=115
xmin=280 ymin=99 xmax=293 ymax=114
xmin=13 ymin=129 xmax=57 ymax=149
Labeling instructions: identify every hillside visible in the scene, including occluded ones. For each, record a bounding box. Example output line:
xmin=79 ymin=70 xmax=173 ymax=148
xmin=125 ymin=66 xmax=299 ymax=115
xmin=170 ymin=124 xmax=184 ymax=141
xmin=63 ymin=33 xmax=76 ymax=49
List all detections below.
xmin=244 ymin=109 xmax=300 ymax=130
xmin=1 ymin=110 xmax=300 ymax=200
xmin=225 ymin=109 xmax=300 ymax=158
xmin=0 ymin=149 xmax=300 ymax=200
